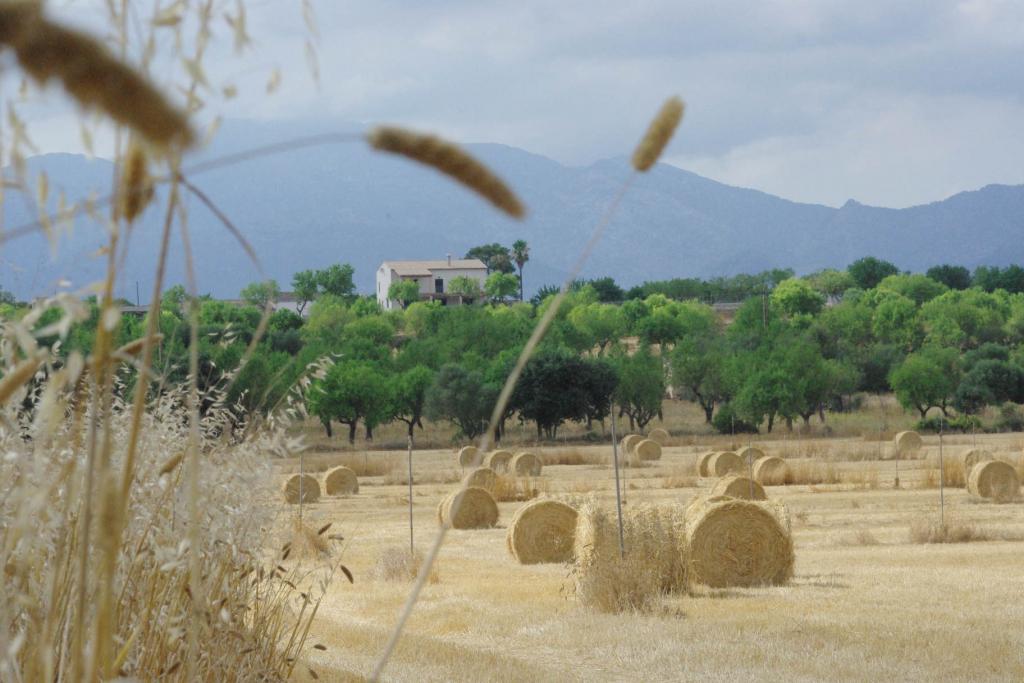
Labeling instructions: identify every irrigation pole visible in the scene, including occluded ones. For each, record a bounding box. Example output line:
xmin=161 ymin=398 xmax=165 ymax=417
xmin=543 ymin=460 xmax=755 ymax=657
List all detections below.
xmin=610 ymin=402 xmax=626 ymax=558
xmin=938 ymin=425 xmax=945 ymax=527
xmin=298 ymin=451 xmax=305 ymax=524
xmin=407 ymin=434 xmax=415 ymax=555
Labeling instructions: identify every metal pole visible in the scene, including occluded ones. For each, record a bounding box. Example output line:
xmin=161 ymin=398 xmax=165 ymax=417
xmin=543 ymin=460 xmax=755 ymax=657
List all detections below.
xmin=938 ymin=425 xmax=945 ymax=527
xmin=407 ymin=434 xmax=414 ymax=554
xmin=298 ymin=451 xmax=304 ymax=524
xmin=610 ymin=402 xmax=625 ymax=558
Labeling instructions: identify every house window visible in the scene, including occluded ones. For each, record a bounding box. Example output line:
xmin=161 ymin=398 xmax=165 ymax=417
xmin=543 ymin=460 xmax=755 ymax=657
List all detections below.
xmin=435 ymin=278 xmax=443 ymax=294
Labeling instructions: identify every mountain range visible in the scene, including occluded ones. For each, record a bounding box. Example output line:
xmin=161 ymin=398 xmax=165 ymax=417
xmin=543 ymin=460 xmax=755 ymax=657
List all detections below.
xmin=3 ymin=118 xmax=1023 ymax=303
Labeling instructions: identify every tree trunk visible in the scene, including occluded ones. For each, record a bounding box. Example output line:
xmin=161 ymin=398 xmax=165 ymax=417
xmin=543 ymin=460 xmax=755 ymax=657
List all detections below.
xmin=322 ymin=418 xmax=332 ymax=438
xmin=701 ymin=400 xmax=714 ymax=423
xmin=918 ymin=406 xmax=929 ymax=419
xmin=818 ymin=405 xmax=826 ymax=423
xmin=767 ymin=413 xmax=775 ymax=432
xmin=365 ymin=424 xmax=373 ymax=441
xmin=407 ymin=420 xmax=415 ymax=438
xmin=518 ymin=266 xmax=524 ymax=301
xmin=785 ymin=416 xmax=794 ymax=431
xmin=347 ymin=422 xmax=356 ymax=444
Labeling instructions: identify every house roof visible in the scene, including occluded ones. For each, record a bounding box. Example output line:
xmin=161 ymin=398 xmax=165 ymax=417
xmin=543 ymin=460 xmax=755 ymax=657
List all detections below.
xmin=382 ymin=259 xmax=487 ymax=277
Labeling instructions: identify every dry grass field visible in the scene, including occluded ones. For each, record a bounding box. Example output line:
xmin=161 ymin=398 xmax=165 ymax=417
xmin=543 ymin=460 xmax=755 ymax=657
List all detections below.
xmin=275 ymin=431 xmax=1024 ymax=682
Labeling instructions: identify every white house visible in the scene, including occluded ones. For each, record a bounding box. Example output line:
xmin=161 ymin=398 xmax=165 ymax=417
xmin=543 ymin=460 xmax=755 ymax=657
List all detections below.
xmin=376 ymin=256 xmax=488 ymax=310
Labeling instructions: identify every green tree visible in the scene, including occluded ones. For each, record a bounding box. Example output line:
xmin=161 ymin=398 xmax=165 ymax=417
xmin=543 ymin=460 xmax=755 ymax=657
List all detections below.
xmin=390 ymin=365 xmax=435 ymax=438
xmin=425 ymin=364 xmax=493 ymax=439
xmin=926 ymin=264 xmax=971 ymax=291
xmin=953 ymin=359 xmax=1024 ymax=414
xmin=388 ymin=280 xmax=421 ymax=309
xmin=308 ymin=361 xmax=392 ymax=442
xmin=889 ymin=347 xmax=959 ymax=418
xmin=612 ymin=349 xmax=665 ymax=430
xmin=484 ymin=272 xmax=520 ymax=303
xmin=806 ymin=269 xmax=855 ymax=300
xmin=465 ymin=243 xmax=514 ymax=273
xmin=291 ymin=269 xmax=319 ymax=314
xmin=511 ymin=239 xmax=529 ymax=301
xmin=568 ymin=302 xmax=625 ymax=355
xmin=448 ymin=276 xmax=483 ymax=299
xmin=317 ymin=263 xmax=357 ymax=299
xmin=848 ymin=256 xmax=899 ymax=290
xmin=240 ymin=279 xmax=280 ymax=309
xmin=670 ymin=329 xmax=727 ymax=423
xmin=877 ymin=273 xmax=947 ymax=306
xmin=771 ymin=278 xmax=825 ymax=317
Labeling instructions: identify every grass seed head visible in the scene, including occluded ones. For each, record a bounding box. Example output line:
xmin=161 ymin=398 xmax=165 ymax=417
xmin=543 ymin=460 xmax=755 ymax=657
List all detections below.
xmin=631 ymin=96 xmax=684 ymax=172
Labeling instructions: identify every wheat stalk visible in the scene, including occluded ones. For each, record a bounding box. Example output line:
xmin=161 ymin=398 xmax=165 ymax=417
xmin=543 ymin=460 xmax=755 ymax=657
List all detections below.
xmin=631 ymin=96 xmax=685 ymax=172
xmin=367 ymin=126 xmax=525 ymax=219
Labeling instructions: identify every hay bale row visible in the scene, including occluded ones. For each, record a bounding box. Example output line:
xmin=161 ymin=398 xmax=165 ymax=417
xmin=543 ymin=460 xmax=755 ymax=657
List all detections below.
xmin=507 ymin=499 xmax=578 ymax=564
xmin=684 ymin=495 xmax=794 ymax=588
xmin=463 ymin=466 xmax=498 ymax=492
xmin=710 ymin=474 xmax=766 ymax=501
xmin=967 ymin=460 xmax=1020 ymax=502
xmin=706 ymin=451 xmax=743 ymax=477
xmin=620 ymin=434 xmax=643 ymax=455
xmin=437 ymin=487 xmax=499 ymax=529
xmin=511 ymin=451 xmax=543 ymax=476
xmin=960 ymin=448 xmax=991 ymax=474
xmin=485 ymin=449 xmax=513 ymax=472
xmin=752 ymin=455 xmax=789 ymax=485
xmin=632 ymin=438 xmax=662 ymax=462
xmin=647 ymin=427 xmax=670 ymax=445
xmin=282 ymin=474 xmax=320 ymax=504
xmin=458 ymin=445 xmax=480 ymax=468
xmin=893 ymin=430 xmax=923 ymax=458
xmin=736 ymin=445 xmax=765 ymax=463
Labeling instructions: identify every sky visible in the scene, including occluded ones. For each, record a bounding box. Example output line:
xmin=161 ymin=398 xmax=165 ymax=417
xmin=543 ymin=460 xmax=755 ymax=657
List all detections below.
xmin=11 ymin=0 xmax=1024 ymax=208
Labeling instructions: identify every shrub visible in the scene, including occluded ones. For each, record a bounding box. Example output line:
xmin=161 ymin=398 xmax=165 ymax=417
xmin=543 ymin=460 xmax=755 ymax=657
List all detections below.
xmin=915 ymin=414 xmax=982 ymax=433
xmin=711 ymin=403 xmax=758 ymax=434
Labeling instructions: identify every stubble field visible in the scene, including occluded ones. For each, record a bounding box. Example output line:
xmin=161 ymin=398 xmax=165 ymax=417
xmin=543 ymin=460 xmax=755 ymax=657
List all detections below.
xmin=278 ymin=431 xmax=1024 ymax=682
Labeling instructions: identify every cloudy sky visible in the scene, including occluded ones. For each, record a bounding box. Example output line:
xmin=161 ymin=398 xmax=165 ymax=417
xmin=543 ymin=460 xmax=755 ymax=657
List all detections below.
xmin=16 ymin=0 xmax=1024 ymax=208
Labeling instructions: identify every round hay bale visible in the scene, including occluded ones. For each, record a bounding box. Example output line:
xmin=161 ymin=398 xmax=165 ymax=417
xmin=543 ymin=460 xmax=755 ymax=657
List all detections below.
xmin=485 ymin=450 xmax=513 ymax=472
xmin=685 ymin=497 xmax=794 ymax=587
xmin=647 ymin=428 xmax=670 ymax=445
xmin=894 ymin=430 xmax=924 ymax=457
xmin=458 ymin=445 xmax=479 ymax=468
xmin=511 ymin=451 xmax=543 ymax=476
xmin=620 ymin=434 xmax=643 ymax=454
xmin=323 ymin=466 xmax=359 ymax=496
xmin=707 ymin=451 xmax=743 ymax=477
xmin=282 ymin=474 xmax=320 ymax=505
xmin=463 ymin=466 xmax=498 ymax=492
xmin=696 ymin=451 xmax=717 ymax=477
xmin=633 ymin=439 xmax=662 ymax=462
xmin=752 ymin=455 xmax=789 ymax=486
xmin=967 ymin=460 xmax=1020 ymax=501
xmin=736 ymin=446 xmax=766 ymax=463
xmin=437 ymin=487 xmax=499 ymax=529
xmin=506 ymin=499 xmax=578 ymax=564
xmin=710 ymin=474 xmax=767 ymax=501
xmin=959 ymin=448 xmax=992 ymax=474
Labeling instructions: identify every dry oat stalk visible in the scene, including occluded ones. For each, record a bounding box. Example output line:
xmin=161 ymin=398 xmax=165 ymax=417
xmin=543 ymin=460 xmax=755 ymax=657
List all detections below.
xmin=631 ymin=96 xmax=684 ymax=172
xmin=0 ymin=351 xmax=44 ymax=405
xmin=367 ymin=126 xmax=525 ymax=219
xmin=117 ymin=142 xmax=154 ymax=223
xmin=0 ymin=2 xmax=194 ymax=148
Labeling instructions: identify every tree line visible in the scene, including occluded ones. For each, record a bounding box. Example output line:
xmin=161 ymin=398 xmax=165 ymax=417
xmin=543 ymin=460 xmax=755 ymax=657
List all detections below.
xmin=7 ymin=255 xmax=1024 ymax=440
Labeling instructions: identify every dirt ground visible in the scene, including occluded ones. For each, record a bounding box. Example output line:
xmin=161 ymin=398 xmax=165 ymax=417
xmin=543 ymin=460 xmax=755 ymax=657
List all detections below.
xmin=279 ymin=432 xmax=1024 ymax=682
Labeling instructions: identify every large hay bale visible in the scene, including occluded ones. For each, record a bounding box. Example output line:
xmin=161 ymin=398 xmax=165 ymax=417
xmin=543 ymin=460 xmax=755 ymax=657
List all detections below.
xmin=323 ymin=466 xmax=359 ymax=496
xmin=437 ymin=487 xmax=499 ymax=529
xmin=573 ymin=501 xmax=686 ymax=612
xmin=506 ymin=499 xmax=578 ymax=564
xmin=959 ymin=448 xmax=992 ymax=474
xmin=485 ymin=450 xmax=513 ymax=472
xmin=736 ymin=445 xmax=766 ymax=463
xmin=458 ymin=445 xmax=479 ymax=468
xmin=647 ymin=428 xmax=670 ymax=445
xmin=967 ymin=460 xmax=1020 ymax=501
xmin=894 ymin=431 xmax=924 ymax=458
xmin=710 ymin=474 xmax=767 ymax=501
xmin=696 ymin=451 xmax=717 ymax=477
xmin=511 ymin=451 xmax=543 ymax=476
xmin=707 ymin=451 xmax=743 ymax=477
xmin=463 ymin=466 xmax=498 ymax=492
xmin=633 ymin=438 xmax=662 ymax=462
xmin=685 ymin=496 xmax=794 ymax=587
xmin=620 ymin=434 xmax=643 ymax=454
xmin=752 ymin=455 xmax=789 ymax=486
xmin=282 ymin=474 xmax=320 ymax=505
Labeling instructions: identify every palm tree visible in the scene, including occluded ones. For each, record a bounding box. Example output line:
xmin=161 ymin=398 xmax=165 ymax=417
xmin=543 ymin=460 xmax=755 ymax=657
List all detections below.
xmin=512 ymin=239 xmax=530 ymax=301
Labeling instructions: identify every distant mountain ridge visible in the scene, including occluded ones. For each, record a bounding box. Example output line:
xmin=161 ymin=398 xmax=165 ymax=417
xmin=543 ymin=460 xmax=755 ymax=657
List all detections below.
xmin=3 ymin=119 xmax=1023 ymax=302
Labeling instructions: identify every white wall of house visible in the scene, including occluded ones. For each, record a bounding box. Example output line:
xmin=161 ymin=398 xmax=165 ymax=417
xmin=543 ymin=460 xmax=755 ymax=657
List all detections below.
xmin=376 ymin=263 xmax=487 ymax=310
xmin=376 ymin=265 xmax=397 ymax=309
